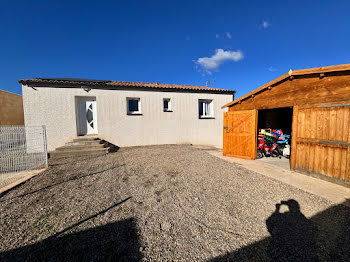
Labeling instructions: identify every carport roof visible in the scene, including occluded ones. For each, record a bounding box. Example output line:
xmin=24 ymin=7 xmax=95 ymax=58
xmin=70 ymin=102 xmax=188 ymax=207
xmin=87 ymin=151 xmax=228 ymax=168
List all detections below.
xmin=18 ymin=78 xmax=236 ymax=94
xmin=222 ymin=63 xmax=350 ymax=108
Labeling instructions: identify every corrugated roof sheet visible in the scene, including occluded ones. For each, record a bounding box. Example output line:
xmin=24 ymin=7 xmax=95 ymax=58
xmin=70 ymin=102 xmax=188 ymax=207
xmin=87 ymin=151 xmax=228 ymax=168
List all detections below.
xmin=19 ymin=78 xmax=235 ymax=94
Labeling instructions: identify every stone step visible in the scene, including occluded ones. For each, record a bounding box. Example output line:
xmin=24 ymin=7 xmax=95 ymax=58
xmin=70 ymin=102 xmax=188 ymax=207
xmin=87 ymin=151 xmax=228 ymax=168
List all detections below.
xmin=56 ymin=144 xmax=106 ymax=151
xmin=49 ymin=147 xmax=109 ymax=159
xmin=65 ymin=140 xmax=104 ymax=146
xmin=73 ymin=137 xmax=100 ymax=142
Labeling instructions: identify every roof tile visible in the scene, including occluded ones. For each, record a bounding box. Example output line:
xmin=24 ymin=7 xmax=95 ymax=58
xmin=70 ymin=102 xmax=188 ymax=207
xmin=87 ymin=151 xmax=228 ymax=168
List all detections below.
xmin=19 ymin=78 xmax=235 ymax=93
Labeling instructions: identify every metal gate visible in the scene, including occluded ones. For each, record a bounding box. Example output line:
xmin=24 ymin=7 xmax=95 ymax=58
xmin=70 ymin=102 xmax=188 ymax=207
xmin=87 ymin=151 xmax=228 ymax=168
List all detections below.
xmin=0 ymin=126 xmax=48 ymax=174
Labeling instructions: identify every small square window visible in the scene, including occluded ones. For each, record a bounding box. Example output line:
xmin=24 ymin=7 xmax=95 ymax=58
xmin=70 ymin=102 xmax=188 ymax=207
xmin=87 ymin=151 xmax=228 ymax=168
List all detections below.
xmin=127 ymin=98 xmax=141 ymax=115
xmin=199 ymin=99 xmax=214 ymax=118
xmin=163 ymin=98 xmax=172 ymax=112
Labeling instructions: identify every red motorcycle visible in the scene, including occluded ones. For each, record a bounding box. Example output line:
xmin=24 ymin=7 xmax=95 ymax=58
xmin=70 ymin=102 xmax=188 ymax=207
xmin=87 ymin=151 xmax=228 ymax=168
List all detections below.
xmin=269 ymin=140 xmax=280 ymax=158
xmin=257 ymin=137 xmax=271 ymax=158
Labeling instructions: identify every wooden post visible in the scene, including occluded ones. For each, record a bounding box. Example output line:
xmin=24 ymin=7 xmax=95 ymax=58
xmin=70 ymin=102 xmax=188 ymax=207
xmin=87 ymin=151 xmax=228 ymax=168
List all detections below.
xmin=290 ymin=106 xmax=299 ymax=170
xmin=254 ymin=109 xmax=258 ymax=159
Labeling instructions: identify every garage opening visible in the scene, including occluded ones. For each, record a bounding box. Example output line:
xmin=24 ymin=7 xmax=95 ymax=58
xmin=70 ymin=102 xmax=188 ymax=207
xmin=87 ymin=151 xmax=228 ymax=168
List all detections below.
xmin=257 ymin=107 xmax=293 ymax=170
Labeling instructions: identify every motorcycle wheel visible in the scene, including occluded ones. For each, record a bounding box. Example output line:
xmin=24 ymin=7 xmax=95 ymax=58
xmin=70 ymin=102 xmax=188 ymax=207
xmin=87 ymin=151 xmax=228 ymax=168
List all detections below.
xmin=271 ymin=151 xmax=279 ymax=158
xmin=257 ymin=150 xmax=264 ymax=159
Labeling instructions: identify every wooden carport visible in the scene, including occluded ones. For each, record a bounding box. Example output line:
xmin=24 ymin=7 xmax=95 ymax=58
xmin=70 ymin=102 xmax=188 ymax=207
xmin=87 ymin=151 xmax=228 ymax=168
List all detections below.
xmin=222 ymin=63 xmax=350 ymax=186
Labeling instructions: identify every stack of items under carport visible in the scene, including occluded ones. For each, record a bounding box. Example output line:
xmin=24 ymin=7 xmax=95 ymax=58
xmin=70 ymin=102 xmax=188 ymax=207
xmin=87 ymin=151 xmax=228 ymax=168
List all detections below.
xmin=257 ymin=129 xmax=291 ymax=159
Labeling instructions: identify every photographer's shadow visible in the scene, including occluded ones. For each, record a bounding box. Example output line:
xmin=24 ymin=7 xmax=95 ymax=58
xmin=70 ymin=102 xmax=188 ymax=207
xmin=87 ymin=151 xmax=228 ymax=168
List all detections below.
xmin=266 ymin=199 xmax=318 ymax=261
xmin=210 ymin=199 xmax=350 ymax=262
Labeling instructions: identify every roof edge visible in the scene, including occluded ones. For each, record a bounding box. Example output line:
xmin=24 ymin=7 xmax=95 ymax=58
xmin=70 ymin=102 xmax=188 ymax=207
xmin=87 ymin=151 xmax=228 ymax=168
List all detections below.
xmin=222 ymin=63 xmax=350 ymax=108
xmin=18 ymin=79 xmax=235 ymax=94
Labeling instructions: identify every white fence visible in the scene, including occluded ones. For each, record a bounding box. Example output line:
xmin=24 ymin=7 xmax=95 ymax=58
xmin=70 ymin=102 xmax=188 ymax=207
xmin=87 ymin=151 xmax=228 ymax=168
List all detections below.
xmin=0 ymin=126 xmax=48 ymax=174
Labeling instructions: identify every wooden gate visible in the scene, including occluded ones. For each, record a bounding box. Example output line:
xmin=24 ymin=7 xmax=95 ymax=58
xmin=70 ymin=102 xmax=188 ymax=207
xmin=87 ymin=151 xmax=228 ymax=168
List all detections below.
xmin=291 ymin=104 xmax=350 ymax=183
xmin=223 ymin=110 xmax=257 ymax=159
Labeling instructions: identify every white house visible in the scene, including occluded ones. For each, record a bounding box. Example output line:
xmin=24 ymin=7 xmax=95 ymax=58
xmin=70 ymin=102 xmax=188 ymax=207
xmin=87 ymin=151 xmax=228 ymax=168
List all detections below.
xmin=19 ymin=78 xmax=234 ymax=151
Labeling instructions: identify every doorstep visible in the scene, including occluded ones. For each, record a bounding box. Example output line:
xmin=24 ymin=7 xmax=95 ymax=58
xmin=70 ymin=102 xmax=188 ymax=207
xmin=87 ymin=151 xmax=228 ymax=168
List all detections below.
xmin=208 ymin=151 xmax=350 ymax=207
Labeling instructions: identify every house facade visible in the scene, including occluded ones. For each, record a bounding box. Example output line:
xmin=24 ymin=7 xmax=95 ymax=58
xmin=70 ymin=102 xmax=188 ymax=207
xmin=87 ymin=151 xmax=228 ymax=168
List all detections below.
xmin=20 ymin=78 xmax=234 ymax=151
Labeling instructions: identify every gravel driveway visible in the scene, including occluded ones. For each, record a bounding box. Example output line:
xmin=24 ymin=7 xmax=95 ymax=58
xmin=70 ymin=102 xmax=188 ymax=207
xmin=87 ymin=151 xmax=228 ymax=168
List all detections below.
xmin=0 ymin=145 xmax=349 ymax=261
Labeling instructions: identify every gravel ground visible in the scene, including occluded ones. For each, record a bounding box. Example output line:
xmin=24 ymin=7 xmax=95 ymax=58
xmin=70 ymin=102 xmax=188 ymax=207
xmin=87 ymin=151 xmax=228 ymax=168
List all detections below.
xmin=0 ymin=145 xmax=349 ymax=261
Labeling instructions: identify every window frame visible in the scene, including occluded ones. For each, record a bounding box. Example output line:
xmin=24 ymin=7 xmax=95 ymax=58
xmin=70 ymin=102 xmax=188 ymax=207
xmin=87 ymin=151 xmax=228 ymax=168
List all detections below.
xmin=198 ymin=99 xmax=214 ymax=119
xmin=163 ymin=98 xmax=172 ymax=112
xmin=126 ymin=97 xmax=142 ymax=115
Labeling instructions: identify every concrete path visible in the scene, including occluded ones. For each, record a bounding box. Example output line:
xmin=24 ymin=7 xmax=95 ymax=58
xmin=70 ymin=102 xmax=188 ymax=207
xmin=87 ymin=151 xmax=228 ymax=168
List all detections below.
xmin=0 ymin=169 xmax=46 ymax=194
xmin=208 ymin=150 xmax=350 ymax=207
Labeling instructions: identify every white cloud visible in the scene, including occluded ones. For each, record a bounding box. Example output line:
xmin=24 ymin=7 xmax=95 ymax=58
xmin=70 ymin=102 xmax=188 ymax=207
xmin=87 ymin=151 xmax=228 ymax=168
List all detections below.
xmin=268 ymin=66 xmax=278 ymax=72
xmin=226 ymin=32 xmax=232 ymax=39
xmin=215 ymin=34 xmax=220 ymax=38
xmin=262 ymin=21 xmax=270 ymax=29
xmin=195 ymin=49 xmax=244 ymax=72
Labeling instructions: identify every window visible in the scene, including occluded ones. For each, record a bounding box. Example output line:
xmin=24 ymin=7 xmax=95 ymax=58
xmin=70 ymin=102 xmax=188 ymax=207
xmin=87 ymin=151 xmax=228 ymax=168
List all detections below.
xmin=127 ymin=98 xmax=141 ymax=115
xmin=163 ymin=98 xmax=172 ymax=112
xmin=199 ymin=99 xmax=214 ymax=118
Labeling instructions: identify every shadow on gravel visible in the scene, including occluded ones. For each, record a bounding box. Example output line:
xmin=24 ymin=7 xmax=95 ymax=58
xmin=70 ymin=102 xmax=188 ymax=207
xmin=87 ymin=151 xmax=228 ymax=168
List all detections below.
xmin=0 ymin=164 xmax=125 ymax=201
xmin=209 ymin=199 xmax=350 ymax=262
xmin=0 ymin=198 xmax=141 ymax=261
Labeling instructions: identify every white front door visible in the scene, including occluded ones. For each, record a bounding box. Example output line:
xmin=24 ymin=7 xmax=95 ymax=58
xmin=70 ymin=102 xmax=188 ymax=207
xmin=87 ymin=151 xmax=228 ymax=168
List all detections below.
xmin=86 ymin=100 xmax=98 ymax=134
xmin=77 ymin=98 xmax=98 ymax=135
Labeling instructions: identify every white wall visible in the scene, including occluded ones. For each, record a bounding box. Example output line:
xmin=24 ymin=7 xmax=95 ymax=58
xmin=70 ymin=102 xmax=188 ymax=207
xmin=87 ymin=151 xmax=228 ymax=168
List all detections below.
xmin=22 ymin=85 xmax=233 ymax=151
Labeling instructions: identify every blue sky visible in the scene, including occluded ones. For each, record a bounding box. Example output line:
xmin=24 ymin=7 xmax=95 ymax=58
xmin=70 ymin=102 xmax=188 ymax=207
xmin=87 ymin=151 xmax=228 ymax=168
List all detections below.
xmin=1 ymin=0 xmax=350 ymax=98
